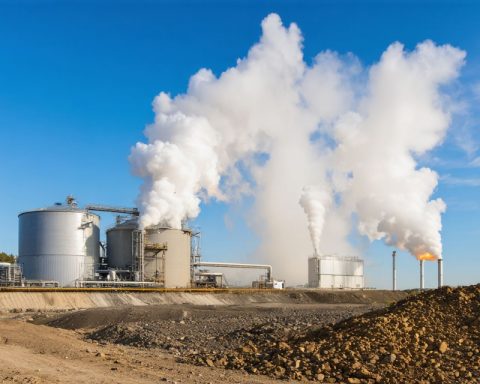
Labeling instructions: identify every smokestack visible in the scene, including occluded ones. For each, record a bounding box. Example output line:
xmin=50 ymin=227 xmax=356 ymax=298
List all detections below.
xmin=438 ymin=258 xmax=443 ymax=288
xmin=392 ymin=250 xmax=397 ymax=291
xmin=419 ymin=259 xmax=424 ymax=291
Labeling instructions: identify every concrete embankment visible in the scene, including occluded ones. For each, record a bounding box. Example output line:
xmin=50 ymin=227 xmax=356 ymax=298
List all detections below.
xmin=0 ymin=289 xmax=408 ymax=311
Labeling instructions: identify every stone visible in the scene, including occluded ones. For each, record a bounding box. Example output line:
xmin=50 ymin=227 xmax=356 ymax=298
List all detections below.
xmin=347 ymin=378 xmax=361 ymax=384
xmin=205 ymin=359 xmax=215 ymax=367
xmin=439 ymin=342 xmax=448 ymax=354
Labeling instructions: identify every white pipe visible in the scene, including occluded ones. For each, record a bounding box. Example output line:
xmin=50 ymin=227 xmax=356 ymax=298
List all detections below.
xmin=419 ymin=259 xmax=424 ymax=291
xmin=392 ymin=251 xmax=397 ymax=291
xmin=438 ymin=258 xmax=443 ymax=288
xmin=193 ymin=262 xmax=272 ymax=281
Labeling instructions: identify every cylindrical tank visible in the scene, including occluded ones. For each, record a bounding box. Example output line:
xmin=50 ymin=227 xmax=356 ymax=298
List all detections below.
xmin=18 ymin=206 xmax=100 ymax=287
xmin=106 ymin=219 xmax=138 ymax=269
xmin=144 ymin=226 xmax=191 ymax=288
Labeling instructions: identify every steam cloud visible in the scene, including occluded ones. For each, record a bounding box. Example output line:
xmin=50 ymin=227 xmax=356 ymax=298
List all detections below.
xmin=130 ymin=14 xmax=465 ymax=282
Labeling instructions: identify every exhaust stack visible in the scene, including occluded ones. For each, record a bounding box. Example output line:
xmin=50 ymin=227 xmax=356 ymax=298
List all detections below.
xmin=419 ymin=259 xmax=424 ymax=291
xmin=392 ymin=250 xmax=397 ymax=291
xmin=438 ymin=258 xmax=443 ymax=288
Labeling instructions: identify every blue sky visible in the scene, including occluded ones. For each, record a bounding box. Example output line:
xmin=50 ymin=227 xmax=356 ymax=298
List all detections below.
xmin=0 ymin=1 xmax=479 ymax=289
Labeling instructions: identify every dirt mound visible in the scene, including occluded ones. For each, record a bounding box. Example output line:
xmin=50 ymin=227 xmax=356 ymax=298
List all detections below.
xmin=41 ymin=305 xmax=190 ymax=330
xmin=190 ymin=285 xmax=480 ymax=383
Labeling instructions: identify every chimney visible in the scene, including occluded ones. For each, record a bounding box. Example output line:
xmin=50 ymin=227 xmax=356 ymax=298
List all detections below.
xmin=392 ymin=250 xmax=397 ymax=291
xmin=419 ymin=259 xmax=424 ymax=291
xmin=438 ymin=258 xmax=443 ymax=288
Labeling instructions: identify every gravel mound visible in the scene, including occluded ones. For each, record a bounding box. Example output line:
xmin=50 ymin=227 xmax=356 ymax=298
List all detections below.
xmin=189 ymin=285 xmax=480 ymax=383
xmin=87 ymin=305 xmax=370 ymax=356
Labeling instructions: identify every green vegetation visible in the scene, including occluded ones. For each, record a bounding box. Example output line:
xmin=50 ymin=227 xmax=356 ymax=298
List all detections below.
xmin=0 ymin=252 xmax=16 ymax=263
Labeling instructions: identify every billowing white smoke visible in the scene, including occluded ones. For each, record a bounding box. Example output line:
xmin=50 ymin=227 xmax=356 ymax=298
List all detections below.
xmin=299 ymin=186 xmax=332 ymax=255
xmin=332 ymin=41 xmax=465 ymax=260
xmin=130 ymin=13 xmax=465 ymax=282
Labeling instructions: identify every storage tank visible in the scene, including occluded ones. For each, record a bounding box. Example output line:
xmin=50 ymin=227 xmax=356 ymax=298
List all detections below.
xmin=308 ymin=255 xmax=364 ymax=289
xmin=144 ymin=226 xmax=191 ymax=288
xmin=106 ymin=219 xmax=138 ymax=269
xmin=18 ymin=204 xmax=100 ymax=287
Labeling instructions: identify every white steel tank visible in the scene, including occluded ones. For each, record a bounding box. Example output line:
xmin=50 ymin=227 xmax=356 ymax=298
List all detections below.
xmin=144 ymin=226 xmax=191 ymax=288
xmin=106 ymin=219 xmax=138 ymax=269
xmin=18 ymin=204 xmax=100 ymax=287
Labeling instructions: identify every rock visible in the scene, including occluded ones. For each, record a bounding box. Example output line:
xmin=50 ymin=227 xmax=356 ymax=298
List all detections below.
xmin=205 ymin=359 xmax=215 ymax=367
xmin=438 ymin=342 xmax=448 ymax=354
xmin=278 ymin=341 xmax=290 ymax=350
xmin=347 ymin=378 xmax=361 ymax=384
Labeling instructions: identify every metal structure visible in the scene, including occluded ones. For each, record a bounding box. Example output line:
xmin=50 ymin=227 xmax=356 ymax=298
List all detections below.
xmin=194 ymin=271 xmax=226 ymax=288
xmin=392 ymin=250 xmax=397 ymax=291
xmin=18 ymin=199 xmax=100 ymax=287
xmin=0 ymin=263 xmax=23 ymax=286
xmin=438 ymin=258 xmax=443 ymax=288
xmin=85 ymin=204 xmax=139 ymax=216
xmin=193 ymin=261 xmax=272 ymax=282
xmin=419 ymin=259 xmax=424 ymax=290
xmin=308 ymin=255 xmax=364 ymax=289
xmin=104 ymin=216 xmax=192 ymax=288
xmin=106 ymin=219 xmax=139 ymax=271
xmin=143 ymin=226 xmax=191 ymax=288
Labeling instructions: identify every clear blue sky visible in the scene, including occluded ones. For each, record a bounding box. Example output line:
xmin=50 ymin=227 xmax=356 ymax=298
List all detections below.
xmin=0 ymin=0 xmax=479 ymax=289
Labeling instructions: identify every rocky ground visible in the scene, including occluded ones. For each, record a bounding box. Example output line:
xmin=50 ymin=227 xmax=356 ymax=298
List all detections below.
xmin=186 ymin=285 xmax=480 ymax=383
xmin=84 ymin=304 xmax=371 ymax=357
xmin=3 ymin=287 xmax=478 ymax=384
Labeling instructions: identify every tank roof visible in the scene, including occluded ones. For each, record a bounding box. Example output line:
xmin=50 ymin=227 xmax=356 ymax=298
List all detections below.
xmin=145 ymin=225 xmax=192 ymax=234
xmin=18 ymin=205 xmax=99 ymax=217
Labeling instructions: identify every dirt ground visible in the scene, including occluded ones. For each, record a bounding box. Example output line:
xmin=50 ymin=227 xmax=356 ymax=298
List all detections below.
xmin=0 ymin=304 xmax=377 ymax=383
xmin=0 ymin=315 xmax=281 ymax=384
xmin=0 ymin=290 xmax=408 ymax=383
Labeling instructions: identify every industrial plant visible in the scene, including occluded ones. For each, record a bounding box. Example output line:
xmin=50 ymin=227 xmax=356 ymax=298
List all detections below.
xmin=0 ymin=195 xmax=445 ymax=291
xmin=9 ymin=196 xmax=278 ymax=289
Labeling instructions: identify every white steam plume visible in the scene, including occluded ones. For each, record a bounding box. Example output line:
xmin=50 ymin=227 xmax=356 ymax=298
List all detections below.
xmin=299 ymin=186 xmax=332 ymax=255
xmin=130 ymin=13 xmax=465 ymax=282
xmin=332 ymin=41 xmax=465 ymax=260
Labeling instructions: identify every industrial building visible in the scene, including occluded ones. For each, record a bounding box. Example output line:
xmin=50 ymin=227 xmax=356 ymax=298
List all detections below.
xmin=14 ymin=196 xmax=275 ymax=288
xmin=308 ymin=255 xmax=364 ymax=289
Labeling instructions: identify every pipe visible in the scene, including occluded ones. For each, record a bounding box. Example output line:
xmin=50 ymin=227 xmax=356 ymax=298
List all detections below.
xmin=438 ymin=258 xmax=443 ymax=288
xmin=392 ymin=250 xmax=397 ymax=291
xmin=193 ymin=262 xmax=272 ymax=281
xmin=419 ymin=259 xmax=424 ymax=291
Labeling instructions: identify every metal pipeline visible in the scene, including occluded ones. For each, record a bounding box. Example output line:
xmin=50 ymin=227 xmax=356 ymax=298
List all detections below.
xmin=438 ymin=258 xmax=443 ymax=288
xmin=193 ymin=262 xmax=272 ymax=281
xmin=419 ymin=259 xmax=424 ymax=291
xmin=392 ymin=250 xmax=397 ymax=291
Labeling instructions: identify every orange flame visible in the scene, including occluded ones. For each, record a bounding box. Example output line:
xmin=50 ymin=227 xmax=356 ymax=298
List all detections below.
xmin=416 ymin=252 xmax=437 ymax=261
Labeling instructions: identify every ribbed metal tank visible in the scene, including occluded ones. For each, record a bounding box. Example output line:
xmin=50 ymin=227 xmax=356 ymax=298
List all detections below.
xmin=106 ymin=219 xmax=138 ymax=269
xmin=144 ymin=226 xmax=191 ymax=288
xmin=18 ymin=206 xmax=100 ymax=287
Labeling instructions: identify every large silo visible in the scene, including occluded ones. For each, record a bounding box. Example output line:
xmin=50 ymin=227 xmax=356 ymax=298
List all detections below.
xmin=106 ymin=219 xmax=138 ymax=270
xmin=18 ymin=204 xmax=100 ymax=287
xmin=143 ymin=226 xmax=191 ymax=288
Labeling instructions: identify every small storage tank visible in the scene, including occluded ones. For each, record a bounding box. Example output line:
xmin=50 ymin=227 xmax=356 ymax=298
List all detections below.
xmin=106 ymin=219 xmax=138 ymax=269
xmin=144 ymin=226 xmax=191 ymax=288
xmin=308 ymin=255 xmax=364 ymax=289
xmin=18 ymin=204 xmax=100 ymax=287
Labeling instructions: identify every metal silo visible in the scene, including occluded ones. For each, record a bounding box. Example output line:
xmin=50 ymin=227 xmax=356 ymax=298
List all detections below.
xmin=144 ymin=226 xmax=191 ymax=288
xmin=18 ymin=204 xmax=100 ymax=287
xmin=106 ymin=219 xmax=138 ymax=269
